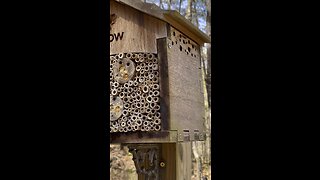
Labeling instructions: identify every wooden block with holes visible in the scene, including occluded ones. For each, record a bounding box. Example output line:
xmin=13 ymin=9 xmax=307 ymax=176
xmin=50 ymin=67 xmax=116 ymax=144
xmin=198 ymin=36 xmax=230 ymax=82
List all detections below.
xmin=110 ymin=0 xmax=210 ymax=144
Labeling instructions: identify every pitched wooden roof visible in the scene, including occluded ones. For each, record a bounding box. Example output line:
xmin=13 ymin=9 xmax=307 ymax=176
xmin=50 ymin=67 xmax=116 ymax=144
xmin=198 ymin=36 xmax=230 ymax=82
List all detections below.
xmin=113 ymin=0 xmax=211 ymax=45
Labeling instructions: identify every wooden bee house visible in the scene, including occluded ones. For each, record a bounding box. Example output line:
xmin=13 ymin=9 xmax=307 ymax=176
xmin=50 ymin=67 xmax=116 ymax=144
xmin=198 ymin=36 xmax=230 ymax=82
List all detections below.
xmin=110 ymin=0 xmax=211 ymax=144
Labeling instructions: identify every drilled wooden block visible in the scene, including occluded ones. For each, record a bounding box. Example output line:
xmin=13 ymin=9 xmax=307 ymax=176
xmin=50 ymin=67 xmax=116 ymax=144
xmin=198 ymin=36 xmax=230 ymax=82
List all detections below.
xmin=168 ymin=26 xmax=201 ymax=59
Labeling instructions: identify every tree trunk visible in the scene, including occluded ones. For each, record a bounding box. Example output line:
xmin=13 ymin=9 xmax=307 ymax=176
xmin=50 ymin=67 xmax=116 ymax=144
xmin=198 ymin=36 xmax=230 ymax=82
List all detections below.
xmin=185 ymin=0 xmax=192 ymax=21
xmin=192 ymin=0 xmax=199 ymax=27
xmin=205 ymin=0 xmax=211 ymax=107
xmin=192 ymin=0 xmax=212 ymax=179
xmin=159 ymin=0 xmax=164 ymax=9
xmin=203 ymin=0 xmax=211 ymax=179
xmin=179 ymin=0 xmax=182 ymax=13
xmin=167 ymin=0 xmax=172 ymax=10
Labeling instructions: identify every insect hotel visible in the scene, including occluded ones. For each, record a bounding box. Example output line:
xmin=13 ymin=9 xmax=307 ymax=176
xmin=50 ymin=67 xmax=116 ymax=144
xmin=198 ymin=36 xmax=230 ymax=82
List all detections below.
xmin=110 ymin=0 xmax=210 ymax=179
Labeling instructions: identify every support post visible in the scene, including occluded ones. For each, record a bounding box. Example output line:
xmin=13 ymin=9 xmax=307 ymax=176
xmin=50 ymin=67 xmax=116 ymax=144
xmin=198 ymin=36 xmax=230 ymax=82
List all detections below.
xmin=128 ymin=142 xmax=192 ymax=180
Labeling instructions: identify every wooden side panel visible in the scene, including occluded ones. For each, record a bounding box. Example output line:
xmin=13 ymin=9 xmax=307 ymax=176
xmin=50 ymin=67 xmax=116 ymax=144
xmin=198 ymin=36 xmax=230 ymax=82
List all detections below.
xmin=159 ymin=143 xmax=177 ymax=180
xmin=159 ymin=142 xmax=192 ymax=180
xmin=110 ymin=1 xmax=167 ymax=54
xmin=166 ymin=26 xmax=205 ymax=137
xmin=176 ymin=142 xmax=192 ymax=180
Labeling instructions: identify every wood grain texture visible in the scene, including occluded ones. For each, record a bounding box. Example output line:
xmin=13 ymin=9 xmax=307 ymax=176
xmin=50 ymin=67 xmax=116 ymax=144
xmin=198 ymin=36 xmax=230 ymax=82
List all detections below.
xmin=157 ymin=38 xmax=170 ymax=130
xmin=168 ymin=26 xmax=201 ymax=59
xmin=110 ymin=0 xmax=206 ymax=143
xmin=159 ymin=143 xmax=192 ymax=180
xmin=166 ymin=28 xmax=205 ymax=139
xmin=110 ymin=131 xmax=178 ymax=144
xmin=163 ymin=11 xmax=211 ymax=45
xmin=176 ymin=142 xmax=192 ymax=180
xmin=159 ymin=143 xmax=177 ymax=180
xmin=110 ymin=0 xmax=167 ymax=54
xmin=113 ymin=0 xmax=210 ymax=45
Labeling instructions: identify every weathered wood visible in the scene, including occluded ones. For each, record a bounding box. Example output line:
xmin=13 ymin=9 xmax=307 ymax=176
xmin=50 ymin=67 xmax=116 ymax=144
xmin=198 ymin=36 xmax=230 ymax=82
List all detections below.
xmin=124 ymin=143 xmax=192 ymax=180
xmin=163 ymin=11 xmax=210 ymax=45
xmin=110 ymin=131 xmax=178 ymax=144
xmin=176 ymin=142 xmax=192 ymax=180
xmin=115 ymin=0 xmax=165 ymax=20
xmin=157 ymin=37 xmax=170 ymax=130
xmin=110 ymin=0 xmax=208 ymax=179
xmin=168 ymin=26 xmax=201 ymax=59
xmin=159 ymin=142 xmax=192 ymax=180
xmin=110 ymin=0 xmax=167 ymax=54
xmin=159 ymin=143 xmax=176 ymax=180
xmin=110 ymin=0 xmax=206 ymax=142
xmin=112 ymin=0 xmax=210 ymax=46
xmin=166 ymin=30 xmax=205 ymax=140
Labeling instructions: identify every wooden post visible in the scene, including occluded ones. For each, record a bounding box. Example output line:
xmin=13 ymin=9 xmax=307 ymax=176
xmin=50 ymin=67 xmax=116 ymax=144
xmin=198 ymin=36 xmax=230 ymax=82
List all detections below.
xmin=159 ymin=142 xmax=192 ymax=180
xmin=159 ymin=143 xmax=176 ymax=180
xmin=127 ymin=142 xmax=192 ymax=180
xmin=110 ymin=1 xmax=210 ymax=180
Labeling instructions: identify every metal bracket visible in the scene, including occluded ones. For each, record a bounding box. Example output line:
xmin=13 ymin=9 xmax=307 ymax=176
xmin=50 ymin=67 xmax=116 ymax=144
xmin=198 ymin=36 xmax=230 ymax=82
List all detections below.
xmin=194 ymin=129 xmax=200 ymax=141
xmin=183 ymin=129 xmax=190 ymax=141
xmin=177 ymin=129 xmax=191 ymax=142
xmin=177 ymin=129 xmax=206 ymax=142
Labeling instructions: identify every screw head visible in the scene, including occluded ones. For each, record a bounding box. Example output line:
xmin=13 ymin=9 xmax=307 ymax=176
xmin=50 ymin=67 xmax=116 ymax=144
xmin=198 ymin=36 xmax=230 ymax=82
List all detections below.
xmin=160 ymin=161 xmax=165 ymax=167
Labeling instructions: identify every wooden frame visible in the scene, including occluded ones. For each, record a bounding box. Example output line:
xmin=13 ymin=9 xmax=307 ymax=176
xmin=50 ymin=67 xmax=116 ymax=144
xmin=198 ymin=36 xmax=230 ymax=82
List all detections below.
xmin=110 ymin=0 xmax=208 ymax=143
